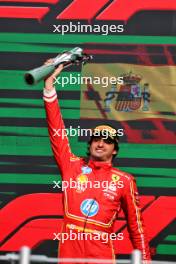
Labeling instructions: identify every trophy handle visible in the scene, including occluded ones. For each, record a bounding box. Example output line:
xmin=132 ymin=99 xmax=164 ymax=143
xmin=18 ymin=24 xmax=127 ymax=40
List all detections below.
xmin=25 ymin=64 xmax=55 ymax=85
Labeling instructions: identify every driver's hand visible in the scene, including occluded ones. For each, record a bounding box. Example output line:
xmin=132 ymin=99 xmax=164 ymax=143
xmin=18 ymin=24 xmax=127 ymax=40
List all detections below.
xmin=44 ymin=60 xmax=64 ymax=90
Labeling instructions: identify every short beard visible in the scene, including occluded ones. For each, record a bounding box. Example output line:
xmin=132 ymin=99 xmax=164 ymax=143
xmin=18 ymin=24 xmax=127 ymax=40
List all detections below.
xmin=90 ymin=155 xmax=104 ymax=161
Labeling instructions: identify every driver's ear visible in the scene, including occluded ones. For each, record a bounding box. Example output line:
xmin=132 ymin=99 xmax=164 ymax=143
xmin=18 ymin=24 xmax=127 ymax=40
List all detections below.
xmin=112 ymin=149 xmax=117 ymax=155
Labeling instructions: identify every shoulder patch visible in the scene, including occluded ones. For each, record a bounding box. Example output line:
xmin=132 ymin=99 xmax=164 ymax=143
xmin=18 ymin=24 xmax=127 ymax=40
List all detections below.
xmin=70 ymin=156 xmax=80 ymax=162
xmin=111 ymin=168 xmax=133 ymax=181
xmin=111 ymin=174 xmax=120 ymax=182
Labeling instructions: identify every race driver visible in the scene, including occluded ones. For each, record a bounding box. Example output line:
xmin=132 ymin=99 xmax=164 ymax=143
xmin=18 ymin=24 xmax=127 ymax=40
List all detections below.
xmin=43 ymin=63 xmax=151 ymax=263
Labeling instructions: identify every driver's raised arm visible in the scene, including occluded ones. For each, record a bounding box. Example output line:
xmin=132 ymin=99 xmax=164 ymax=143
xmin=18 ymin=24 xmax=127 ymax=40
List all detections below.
xmin=43 ymin=63 xmax=79 ymax=176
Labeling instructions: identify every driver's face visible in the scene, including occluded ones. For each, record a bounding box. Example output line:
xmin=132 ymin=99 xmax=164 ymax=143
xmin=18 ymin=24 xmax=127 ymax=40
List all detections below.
xmin=89 ymin=136 xmax=117 ymax=163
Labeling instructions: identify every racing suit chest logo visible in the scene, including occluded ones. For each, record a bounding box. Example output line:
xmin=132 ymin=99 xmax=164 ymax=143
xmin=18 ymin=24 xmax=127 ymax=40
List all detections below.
xmin=81 ymin=166 xmax=92 ymax=174
xmin=80 ymin=199 xmax=99 ymax=217
xmin=76 ymin=174 xmax=88 ymax=193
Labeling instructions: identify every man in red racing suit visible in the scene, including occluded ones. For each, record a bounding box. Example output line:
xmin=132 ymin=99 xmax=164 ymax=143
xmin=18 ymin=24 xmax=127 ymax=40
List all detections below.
xmin=43 ymin=64 xmax=151 ymax=263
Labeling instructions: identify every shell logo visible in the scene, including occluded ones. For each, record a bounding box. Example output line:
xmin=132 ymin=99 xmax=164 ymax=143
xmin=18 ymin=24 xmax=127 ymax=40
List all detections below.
xmin=76 ymin=174 xmax=88 ymax=184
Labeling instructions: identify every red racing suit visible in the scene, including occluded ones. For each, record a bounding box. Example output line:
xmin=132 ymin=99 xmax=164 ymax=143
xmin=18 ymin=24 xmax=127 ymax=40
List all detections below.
xmin=43 ymin=88 xmax=151 ymax=263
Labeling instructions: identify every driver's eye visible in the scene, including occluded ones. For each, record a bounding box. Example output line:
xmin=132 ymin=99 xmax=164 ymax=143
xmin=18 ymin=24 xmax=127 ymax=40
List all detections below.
xmin=92 ymin=136 xmax=113 ymax=144
xmin=92 ymin=136 xmax=102 ymax=142
xmin=103 ymin=138 xmax=113 ymax=144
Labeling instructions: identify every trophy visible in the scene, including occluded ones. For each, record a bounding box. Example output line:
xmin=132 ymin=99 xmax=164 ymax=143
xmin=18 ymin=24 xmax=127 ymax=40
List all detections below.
xmin=24 ymin=47 xmax=92 ymax=85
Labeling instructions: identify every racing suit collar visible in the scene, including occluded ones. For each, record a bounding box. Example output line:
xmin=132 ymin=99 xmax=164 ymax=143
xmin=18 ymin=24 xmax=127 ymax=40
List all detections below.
xmin=88 ymin=159 xmax=112 ymax=170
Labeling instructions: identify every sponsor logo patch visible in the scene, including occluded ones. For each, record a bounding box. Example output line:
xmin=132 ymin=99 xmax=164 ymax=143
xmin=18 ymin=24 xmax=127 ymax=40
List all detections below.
xmin=111 ymin=174 xmax=120 ymax=182
xmin=76 ymin=174 xmax=88 ymax=193
xmin=81 ymin=166 xmax=92 ymax=174
xmin=80 ymin=199 xmax=99 ymax=217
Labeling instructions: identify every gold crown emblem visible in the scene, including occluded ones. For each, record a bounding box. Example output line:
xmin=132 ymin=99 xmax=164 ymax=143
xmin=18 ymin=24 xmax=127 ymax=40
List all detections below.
xmin=122 ymin=72 xmax=142 ymax=84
